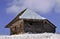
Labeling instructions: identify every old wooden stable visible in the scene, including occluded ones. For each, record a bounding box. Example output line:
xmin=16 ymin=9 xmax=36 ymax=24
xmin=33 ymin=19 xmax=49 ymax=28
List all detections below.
xmin=5 ymin=9 xmax=56 ymax=35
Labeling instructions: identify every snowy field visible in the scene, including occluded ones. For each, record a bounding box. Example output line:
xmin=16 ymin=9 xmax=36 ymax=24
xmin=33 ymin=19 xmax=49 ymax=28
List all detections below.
xmin=0 ymin=33 xmax=60 ymax=39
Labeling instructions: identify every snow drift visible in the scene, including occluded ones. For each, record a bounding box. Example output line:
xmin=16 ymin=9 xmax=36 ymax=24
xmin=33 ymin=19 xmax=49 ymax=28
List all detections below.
xmin=0 ymin=33 xmax=60 ymax=39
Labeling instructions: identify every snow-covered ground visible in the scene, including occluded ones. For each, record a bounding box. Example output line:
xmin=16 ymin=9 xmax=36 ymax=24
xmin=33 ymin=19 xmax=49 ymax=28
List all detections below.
xmin=0 ymin=33 xmax=60 ymax=39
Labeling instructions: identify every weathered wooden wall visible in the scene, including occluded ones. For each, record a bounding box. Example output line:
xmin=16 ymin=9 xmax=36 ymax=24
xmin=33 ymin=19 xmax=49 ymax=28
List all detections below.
xmin=9 ymin=19 xmax=56 ymax=35
xmin=24 ymin=19 xmax=55 ymax=33
xmin=10 ymin=20 xmax=24 ymax=35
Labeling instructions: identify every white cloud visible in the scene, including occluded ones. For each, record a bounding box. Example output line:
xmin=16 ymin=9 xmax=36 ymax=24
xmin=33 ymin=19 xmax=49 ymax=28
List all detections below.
xmin=55 ymin=5 xmax=60 ymax=13
xmin=6 ymin=5 xmax=26 ymax=14
xmin=54 ymin=0 xmax=60 ymax=13
xmin=6 ymin=0 xmax=26 ymax=14
xmin=24 ymin=0 xmax=55 ymax=13
xmin=7 ymin=5 xmax=20 ymax=13
xmin=6 ymin=0 xmax=60 ymax=14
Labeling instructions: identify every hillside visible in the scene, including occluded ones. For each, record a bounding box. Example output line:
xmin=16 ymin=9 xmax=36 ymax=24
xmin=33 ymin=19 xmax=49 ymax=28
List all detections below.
xmin=0 ymin=33 xmax=60 ymax=39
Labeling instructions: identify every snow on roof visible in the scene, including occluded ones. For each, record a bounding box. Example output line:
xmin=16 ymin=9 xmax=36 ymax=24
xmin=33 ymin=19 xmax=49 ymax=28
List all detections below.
xmin=19 ymin=9 xmax=46 ymax=19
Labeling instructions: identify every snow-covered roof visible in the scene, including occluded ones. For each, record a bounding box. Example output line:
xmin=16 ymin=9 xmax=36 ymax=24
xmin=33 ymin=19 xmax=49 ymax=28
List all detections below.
xmin=19 ymin=9 xmax=46 ymax=19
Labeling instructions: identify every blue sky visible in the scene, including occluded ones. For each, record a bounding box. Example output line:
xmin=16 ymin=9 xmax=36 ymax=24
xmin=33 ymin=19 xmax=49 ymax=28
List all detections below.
xmin=0 ymin=0 xmax=60 ymax=35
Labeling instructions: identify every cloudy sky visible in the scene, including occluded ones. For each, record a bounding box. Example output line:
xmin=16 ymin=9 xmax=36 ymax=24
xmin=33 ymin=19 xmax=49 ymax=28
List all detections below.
xmin=0 ymin=0 xmax=60 ymax=35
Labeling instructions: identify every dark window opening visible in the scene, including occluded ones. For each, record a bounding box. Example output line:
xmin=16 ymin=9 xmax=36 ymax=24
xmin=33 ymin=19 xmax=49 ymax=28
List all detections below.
xmin=29 ymin=22 xmax=32 ymax=25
